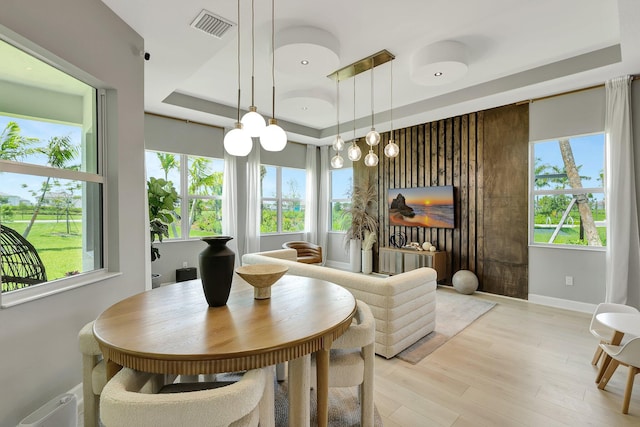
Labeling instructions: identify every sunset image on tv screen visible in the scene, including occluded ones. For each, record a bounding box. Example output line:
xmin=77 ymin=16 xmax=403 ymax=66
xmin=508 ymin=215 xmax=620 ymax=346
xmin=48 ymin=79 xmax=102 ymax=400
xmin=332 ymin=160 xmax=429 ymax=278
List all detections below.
xmin=388 ymin=186 xmax=455 ymax=228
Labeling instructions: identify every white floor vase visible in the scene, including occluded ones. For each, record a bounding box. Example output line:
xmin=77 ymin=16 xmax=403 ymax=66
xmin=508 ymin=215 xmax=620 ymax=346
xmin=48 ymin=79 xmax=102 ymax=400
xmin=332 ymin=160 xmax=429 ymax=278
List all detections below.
xmin=349 ymin=239 xmax=361 ymax=272
xmin=362 ymin=249 xmax=372 ymax=274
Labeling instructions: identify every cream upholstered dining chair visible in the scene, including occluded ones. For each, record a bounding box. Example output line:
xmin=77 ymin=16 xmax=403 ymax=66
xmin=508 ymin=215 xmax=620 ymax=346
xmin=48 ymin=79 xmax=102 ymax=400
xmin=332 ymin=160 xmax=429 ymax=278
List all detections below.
xmin=597 ymin=336 xmax=640 ymax=414
xmin=78 ymin=320 xmax=107 ymax=427
xmin=589 ymin=303 xmax=639 ymax=367
xmin=310 ymin=299 xmax=376 ymax=426
xmin=100 ymin=366 xmax=274 ymax=427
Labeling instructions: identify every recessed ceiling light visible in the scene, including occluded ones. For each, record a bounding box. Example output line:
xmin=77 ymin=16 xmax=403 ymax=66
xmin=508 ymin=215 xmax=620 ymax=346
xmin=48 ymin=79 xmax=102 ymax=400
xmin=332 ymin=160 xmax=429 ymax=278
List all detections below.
xmin=275 ymin=26 xmax=340 ymax=76
xmin=280 ymin=88 xmax=334 ymax=116
xmin=410 ymin=40 xmax=468 ymax=86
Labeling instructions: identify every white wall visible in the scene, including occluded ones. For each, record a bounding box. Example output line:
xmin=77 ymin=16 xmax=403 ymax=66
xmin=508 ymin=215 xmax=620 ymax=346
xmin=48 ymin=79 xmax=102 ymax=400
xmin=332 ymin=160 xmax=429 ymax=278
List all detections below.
xmin=0 ymin=1 xmax=146 ymax=425
xmin=529 ymin=246 xmax=606 ymax=311
xmin=326 ymin=232 xmax=350 ymax=267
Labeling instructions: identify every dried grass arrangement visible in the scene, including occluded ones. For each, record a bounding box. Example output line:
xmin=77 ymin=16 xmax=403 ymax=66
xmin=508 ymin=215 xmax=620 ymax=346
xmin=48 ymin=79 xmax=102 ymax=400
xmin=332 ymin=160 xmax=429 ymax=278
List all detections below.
xmin=343 ymin=182 xmax=378 ymax=249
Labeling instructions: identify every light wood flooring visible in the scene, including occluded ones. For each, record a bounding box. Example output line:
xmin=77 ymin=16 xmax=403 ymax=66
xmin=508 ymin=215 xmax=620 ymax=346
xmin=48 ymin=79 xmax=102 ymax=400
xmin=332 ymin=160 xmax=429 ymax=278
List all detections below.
xmin=374 ymin=287 xmax=640 ymax=426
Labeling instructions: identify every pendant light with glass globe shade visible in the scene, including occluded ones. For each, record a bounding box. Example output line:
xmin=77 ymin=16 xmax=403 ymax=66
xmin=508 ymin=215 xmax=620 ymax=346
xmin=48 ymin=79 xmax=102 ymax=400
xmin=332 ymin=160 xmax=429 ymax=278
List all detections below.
xmin=364 ymin=148 xmax=379 ymax=166
xmin=347 ymin=76 xmax=362 ymax=161
xmin=332 ymin=80 xmax=345 ymax=152
xmin=224 ymin=0 xmax=252 ymax=156
xmin=330 ymin=79 xmax=344 ymax=168
xmin=363 ymin=61 xmax=379 ymax=167
xmin=328 ymin=49 xmax=394 ymax=165
xmin=259 ymin=0 xmax=287 ymax=151
xmin=365 ymin=61 xmax=381 ymax=148
xmin=331 ymin=150 xmax=344 ymax=168
xmin=384 ymin=60 xmax=399 ymax=158
xmin=240 ymin=0 xmax=266 ymax=138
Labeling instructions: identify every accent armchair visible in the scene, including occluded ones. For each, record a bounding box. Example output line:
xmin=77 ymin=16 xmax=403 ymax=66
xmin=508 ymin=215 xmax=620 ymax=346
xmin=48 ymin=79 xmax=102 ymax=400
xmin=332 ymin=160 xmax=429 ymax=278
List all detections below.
xmin=282 ymin=241 xmax=322 ymax=264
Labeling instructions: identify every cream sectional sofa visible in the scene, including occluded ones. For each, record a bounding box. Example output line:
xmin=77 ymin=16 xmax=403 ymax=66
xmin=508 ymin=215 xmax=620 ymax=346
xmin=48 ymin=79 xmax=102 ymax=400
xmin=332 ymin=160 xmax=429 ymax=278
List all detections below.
xmin=241 ymin=249 xmax=437 ymax=359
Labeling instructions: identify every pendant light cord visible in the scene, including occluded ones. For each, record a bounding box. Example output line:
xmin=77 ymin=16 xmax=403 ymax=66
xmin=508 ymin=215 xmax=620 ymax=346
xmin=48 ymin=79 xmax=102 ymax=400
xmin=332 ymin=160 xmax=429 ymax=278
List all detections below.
xmin=336 ymin=79 xmax=340 ymax=136
xmin=251 ymin=0 xmax=256 ymax=107
xmin=390 ymin=60 xmax=394 ymax=134
xmin=353 ymin=76 xmax=356 ymax=140
xmin=370 ymin=60 xmax=375 ymax=128
xmin=236 ymin=0 xmax=241 ymax=122
xmin=271 ymin=0 xmax=276 ymax=119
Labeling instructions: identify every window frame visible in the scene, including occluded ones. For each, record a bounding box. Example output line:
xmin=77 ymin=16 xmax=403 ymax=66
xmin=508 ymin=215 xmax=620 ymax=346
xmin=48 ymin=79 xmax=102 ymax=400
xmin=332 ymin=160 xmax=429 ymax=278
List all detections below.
xmin=329 ymin=167 xmax=353 ymax=233
xmin=0 ymin=89 xmax=111 ymax=308
xmin=260 ymin=164 xmax=306 ymax=235
xmin=528 ymin=132 xmax=606 ymax=250
xmin=145 ymin=150 xmax=225 ymax=241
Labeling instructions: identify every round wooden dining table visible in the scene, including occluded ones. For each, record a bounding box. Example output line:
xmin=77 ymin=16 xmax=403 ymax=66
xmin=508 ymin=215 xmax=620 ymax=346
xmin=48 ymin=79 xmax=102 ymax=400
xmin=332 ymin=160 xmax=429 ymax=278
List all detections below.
xmin=93 ymin=275 xmax=357 ymax=427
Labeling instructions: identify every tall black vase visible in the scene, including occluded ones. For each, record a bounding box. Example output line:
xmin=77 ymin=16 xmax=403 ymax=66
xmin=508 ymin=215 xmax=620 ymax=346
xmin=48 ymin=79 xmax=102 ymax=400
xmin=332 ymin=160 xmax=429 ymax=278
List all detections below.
xmin=199 ymin=236 xmax=235 ymax=307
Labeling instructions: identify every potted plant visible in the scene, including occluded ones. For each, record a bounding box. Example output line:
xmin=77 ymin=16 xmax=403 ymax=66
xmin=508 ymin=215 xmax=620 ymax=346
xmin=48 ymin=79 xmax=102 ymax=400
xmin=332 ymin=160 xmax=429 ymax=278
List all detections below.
xmin=343 ymin=182 xmax=378 ymax=273
xmin=147 ymin=177 xmax=180 ymax=286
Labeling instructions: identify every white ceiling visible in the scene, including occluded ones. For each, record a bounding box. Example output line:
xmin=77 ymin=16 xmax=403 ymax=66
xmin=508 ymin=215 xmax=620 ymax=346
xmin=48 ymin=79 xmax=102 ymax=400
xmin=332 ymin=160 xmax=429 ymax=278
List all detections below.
xmin=101 ymin=0 xmax=640 ymax=146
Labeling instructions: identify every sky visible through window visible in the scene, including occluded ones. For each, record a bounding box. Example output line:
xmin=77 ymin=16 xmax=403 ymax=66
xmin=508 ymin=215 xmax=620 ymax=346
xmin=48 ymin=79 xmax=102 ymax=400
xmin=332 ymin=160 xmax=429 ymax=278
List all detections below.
xmin=534 ymin=133 xmax=604 ymax=188
xmin=145 ymin=151 xmax=224 ymax=194
xmin=1 ymin=115 xmax=81 ymax=202
xmin=145 ymin=150 xmax=181 ymax=184
xmin=332 ymin=168 xmax=352 ymax=199
xmin=262 ymin=166 xmax=307 ymax=199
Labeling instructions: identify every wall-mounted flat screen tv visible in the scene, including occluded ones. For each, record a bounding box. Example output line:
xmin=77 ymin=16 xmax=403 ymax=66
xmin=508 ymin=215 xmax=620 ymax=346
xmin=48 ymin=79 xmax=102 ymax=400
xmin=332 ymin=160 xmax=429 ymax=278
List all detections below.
xmin=388 ymin=186 xmax=455 ymax=229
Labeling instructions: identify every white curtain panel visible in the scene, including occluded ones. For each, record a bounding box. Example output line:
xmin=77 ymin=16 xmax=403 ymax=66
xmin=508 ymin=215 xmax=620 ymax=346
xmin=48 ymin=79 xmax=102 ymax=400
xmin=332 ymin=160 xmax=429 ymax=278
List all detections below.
xmin=245 ymin=146 xmax=261 ymax=255
xmin=605 ymin=75 xmax=640 ymax=307
xmin=304 ymin=145 xmax=318 ymax=243
xmin=222 ymin=151 xmax=240 ymax=267
xmin=318 ymin=146 xmax=330 ymax=264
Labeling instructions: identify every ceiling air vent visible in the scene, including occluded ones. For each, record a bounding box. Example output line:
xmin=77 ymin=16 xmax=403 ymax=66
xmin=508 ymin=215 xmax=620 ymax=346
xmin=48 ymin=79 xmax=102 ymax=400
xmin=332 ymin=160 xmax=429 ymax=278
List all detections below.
xmin=190 ymin=10 xmax=235 ymax=39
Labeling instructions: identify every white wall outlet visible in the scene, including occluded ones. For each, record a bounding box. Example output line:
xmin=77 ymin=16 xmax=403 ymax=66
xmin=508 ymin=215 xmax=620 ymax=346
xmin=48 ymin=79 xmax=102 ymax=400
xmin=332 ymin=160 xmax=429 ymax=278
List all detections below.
xmin=565 ymin=276 xmax=574 ymax=286
xmin=182 ymin=261 xmax=188 ymax=268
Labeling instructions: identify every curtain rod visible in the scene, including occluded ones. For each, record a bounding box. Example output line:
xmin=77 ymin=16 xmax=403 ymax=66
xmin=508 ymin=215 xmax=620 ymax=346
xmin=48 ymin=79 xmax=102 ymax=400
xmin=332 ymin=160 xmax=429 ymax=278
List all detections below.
xmin=517 ymin=75 xmax=639 ymax=105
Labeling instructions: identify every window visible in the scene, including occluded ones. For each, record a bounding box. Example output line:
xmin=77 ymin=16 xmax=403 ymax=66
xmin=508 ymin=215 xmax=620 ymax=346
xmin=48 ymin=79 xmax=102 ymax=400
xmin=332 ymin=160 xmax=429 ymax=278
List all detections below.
xmin=530 ymin=134 xmax=606 ymax=247
xmin=260 ymin=165 xmax=306 ymax=234
xmin=330 ymin=168 xmax=352 ymax=231
xmin=145 ymin=150 xmax=224 ymax=239
xmin=0 ymin=39 xmax=103 ymax=294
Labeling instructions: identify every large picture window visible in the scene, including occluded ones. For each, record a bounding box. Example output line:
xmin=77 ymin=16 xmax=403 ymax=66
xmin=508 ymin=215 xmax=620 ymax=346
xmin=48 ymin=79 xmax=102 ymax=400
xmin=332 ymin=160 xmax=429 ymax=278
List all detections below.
xmin=530 ymin=133 xmax=606 ymax=247
xmin=145 ymin=150 xmax=224 ymax=239
xmin=0 ymin=39 xmax=103 ymax=295
xmin=330 ymin=168 xmax=352 ymax=231
xmin=260 ymin=165 xmax=306 ymax=234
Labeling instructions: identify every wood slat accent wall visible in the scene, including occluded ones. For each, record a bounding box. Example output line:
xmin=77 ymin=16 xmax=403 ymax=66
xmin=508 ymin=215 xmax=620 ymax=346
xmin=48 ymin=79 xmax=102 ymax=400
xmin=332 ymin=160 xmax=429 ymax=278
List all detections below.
xmin=356 ymin=104 xmax=529 ymax=298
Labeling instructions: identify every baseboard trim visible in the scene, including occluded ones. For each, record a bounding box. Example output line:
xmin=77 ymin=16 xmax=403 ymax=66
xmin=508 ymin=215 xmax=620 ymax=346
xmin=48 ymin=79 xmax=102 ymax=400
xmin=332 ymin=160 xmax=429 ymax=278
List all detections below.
xmin=68 ymin=383 xmax=83 ymax=421
xmin=324 ymin=260 xmax=351 ymax=271
xmin=528 ymin=293 xmax=597 ymax=313
xmin=319 ymin=266 xmax=597 ymax=314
